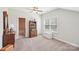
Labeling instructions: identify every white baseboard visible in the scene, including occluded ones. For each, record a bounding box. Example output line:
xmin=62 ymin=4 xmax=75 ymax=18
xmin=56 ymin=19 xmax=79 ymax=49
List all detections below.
xmin=42 ymin=34 xmax=79 ymax=48
xmin=54 ymin=37 xmax=79 ymax=48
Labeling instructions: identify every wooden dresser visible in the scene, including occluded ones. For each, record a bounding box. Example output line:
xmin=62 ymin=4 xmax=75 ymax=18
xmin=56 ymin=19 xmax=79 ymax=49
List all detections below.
xmin=29 ymin=21 xmax=37 ymax=38
xmin=3 ymin=31 xmax=15 ymax=47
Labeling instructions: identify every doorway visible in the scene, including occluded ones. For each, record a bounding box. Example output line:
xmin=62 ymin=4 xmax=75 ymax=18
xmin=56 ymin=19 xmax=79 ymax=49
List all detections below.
xmin=19 ymin=18 xmax=26 ymax=37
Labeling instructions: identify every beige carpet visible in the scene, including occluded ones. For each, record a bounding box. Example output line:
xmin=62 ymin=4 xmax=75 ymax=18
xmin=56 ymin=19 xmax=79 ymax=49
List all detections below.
xmin=13 ymin=35 xmax=79 ymax=51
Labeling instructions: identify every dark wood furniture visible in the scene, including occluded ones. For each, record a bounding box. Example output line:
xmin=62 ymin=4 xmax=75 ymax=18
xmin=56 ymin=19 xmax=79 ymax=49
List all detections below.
xmin=19 ymin=18 xmax=25 ymax=37
xmin=3 ymin=11 xmax=15 ymax=47
xmin=29 ymin=21 xmax=37 ymax=38
xmin=3 ymin=31 xmax=15 ymax=47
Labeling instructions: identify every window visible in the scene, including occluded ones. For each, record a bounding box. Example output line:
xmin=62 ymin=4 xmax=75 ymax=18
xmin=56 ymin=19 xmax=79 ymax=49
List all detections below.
xmin=44 ymin=17 xmax=57 ymax=32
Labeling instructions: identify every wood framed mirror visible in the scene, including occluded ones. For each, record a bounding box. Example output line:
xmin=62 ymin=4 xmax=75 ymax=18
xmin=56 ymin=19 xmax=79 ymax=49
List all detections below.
xmin=3 ymin=11 xmax=8 ymax=33
xmin=3 ymin=11 xmax=9 ymax=47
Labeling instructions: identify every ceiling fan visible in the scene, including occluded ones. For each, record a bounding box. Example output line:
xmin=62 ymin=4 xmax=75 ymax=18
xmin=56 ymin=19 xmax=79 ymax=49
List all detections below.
xmin=26 ymin=7 xmax=43 ymax=14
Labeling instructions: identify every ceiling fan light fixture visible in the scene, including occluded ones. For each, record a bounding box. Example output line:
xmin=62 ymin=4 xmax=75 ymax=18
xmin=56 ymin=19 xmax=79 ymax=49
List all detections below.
xmin=32 ymin=11 xmax=38 ymax=14
xmin=26 ymin=7 xmax=43 ymax=14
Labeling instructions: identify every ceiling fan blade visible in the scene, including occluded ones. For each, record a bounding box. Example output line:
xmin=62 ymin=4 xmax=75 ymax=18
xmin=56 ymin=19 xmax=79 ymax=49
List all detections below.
xmin=25 ymin=8 xmax=33 ymax=10
xmin=37 ymin=10 xmax=43 ymax=12
xmin=33 ymin=7 xmax=38 ymax=9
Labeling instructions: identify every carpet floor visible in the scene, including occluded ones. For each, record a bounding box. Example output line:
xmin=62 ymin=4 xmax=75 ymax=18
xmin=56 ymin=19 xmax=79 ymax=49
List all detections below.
xmin=13 ymin=35 xmax=79 ymax=51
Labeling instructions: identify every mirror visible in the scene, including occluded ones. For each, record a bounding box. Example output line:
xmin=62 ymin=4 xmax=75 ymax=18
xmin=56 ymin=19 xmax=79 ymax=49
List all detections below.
xmin=3 ymin=11 xmax=8 ymax=33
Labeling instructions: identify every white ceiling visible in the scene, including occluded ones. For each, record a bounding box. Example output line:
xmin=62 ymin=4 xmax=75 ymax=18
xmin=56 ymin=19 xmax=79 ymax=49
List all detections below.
xmin=61 ymin=7 xmax=79 ymax=12
xmin=24 ymin=7 xmax=57 ymax=14
xmin=11 ymin=7 xmax=79 ymax=15
xmin=23 ymin=7 xmax=79 ymax=14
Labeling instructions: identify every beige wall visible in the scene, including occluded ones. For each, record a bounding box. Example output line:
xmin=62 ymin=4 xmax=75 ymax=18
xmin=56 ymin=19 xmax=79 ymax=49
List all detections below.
xmin=41 ymin=8 xmax=79 ymax=46
xmin=8 ymin=8 xmax=41 ymax=39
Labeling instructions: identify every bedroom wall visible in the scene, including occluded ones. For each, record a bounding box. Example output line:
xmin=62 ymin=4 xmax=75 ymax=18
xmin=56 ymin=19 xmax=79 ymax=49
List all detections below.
xmin=8 ymin=8 xmax=41 ymax=39
xmin=41 ymin=8 xmax=79 ymax=46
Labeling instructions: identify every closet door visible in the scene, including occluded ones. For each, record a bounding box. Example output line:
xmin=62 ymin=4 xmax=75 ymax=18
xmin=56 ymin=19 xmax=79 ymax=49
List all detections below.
xmin=19 ymin=18 xmax=25 ymax=37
